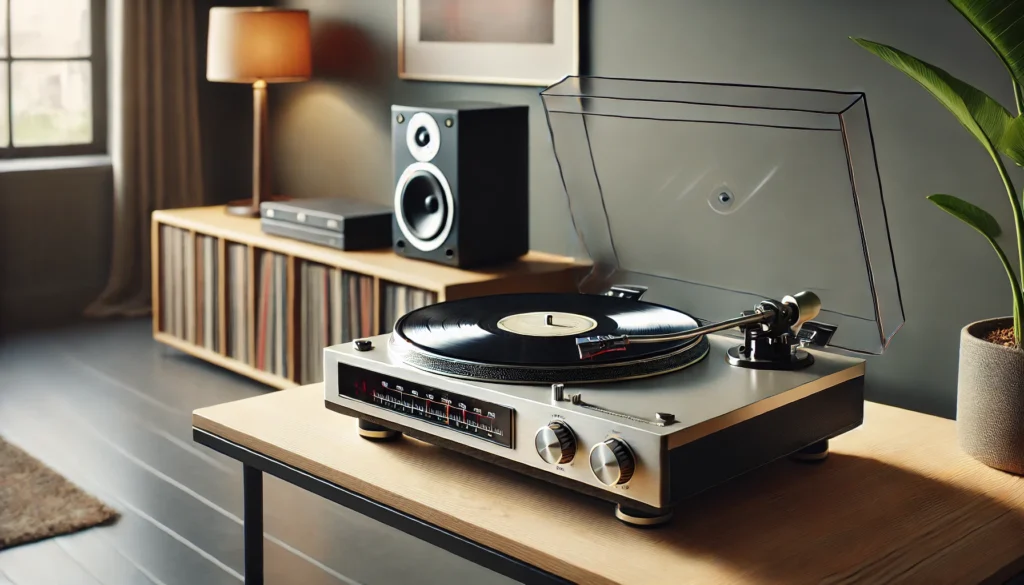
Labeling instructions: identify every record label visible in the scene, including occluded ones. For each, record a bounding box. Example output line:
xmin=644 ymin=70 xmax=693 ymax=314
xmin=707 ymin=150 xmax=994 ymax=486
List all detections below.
xmin=496 ymin=311 xmax=598 ymax=337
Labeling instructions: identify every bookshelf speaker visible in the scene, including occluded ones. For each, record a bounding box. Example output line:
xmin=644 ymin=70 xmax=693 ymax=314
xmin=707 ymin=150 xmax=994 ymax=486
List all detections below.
xmin=391 ymin=103 xmax=529 ymax=268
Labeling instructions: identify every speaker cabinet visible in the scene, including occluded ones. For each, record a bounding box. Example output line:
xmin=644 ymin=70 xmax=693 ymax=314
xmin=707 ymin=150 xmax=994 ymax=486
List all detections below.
xmin=392 ymin=103 xmax=529 ymax=268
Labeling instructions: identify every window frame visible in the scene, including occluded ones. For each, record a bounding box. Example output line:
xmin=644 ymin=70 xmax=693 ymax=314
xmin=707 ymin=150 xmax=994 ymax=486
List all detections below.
xmin=0 ymin=0 xmax=107 ymax=159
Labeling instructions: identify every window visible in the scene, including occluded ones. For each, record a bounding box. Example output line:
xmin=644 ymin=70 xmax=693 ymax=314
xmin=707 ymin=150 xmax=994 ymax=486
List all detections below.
xmin=0 ymin=0 xmax=106 ymax=158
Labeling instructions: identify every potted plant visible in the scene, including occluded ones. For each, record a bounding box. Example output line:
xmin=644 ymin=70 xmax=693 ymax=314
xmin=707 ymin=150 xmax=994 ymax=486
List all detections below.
xmin=853 ymin=0 xmax=1024 ymax=474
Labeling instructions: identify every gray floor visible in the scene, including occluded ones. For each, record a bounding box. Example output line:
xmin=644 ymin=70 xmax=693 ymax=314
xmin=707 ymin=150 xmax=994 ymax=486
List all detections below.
xmin=0 ymin=319 xmax=516 ymax=585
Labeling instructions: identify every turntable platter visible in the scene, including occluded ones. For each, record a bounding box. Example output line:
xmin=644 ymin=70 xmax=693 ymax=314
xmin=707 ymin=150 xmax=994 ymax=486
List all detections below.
xmin=391 ymin=293 xmax=710 ymax=384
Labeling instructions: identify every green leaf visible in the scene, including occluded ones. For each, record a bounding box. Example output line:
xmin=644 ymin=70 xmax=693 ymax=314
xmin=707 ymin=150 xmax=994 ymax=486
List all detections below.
xmin=948 ymin=0 xmax=1024 ymax=109
xmin=930 ymin=194 xmax=1024 ymax=346
xmin=928 ymin=194 xmax=1002 ymax=238
xmin=999 ymin=116 xmax=1024 ymax=166
xmin=852 ymin=38 xmax=1012 ymax=151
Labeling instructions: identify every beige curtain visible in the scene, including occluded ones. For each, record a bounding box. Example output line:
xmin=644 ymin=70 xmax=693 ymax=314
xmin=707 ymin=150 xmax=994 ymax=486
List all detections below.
xmin=86 ymin=0 xmax=205 ymax=318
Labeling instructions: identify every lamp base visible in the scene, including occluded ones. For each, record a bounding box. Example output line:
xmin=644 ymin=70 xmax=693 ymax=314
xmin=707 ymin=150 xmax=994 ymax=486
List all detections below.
xmin=225 ymin=195 xmax=293 ymax=217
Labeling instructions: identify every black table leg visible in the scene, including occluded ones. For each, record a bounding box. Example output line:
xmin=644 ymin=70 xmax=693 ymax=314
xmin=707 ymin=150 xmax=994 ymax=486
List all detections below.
xmin=243 ymin=464 xmax=264 ymax=585
xmin=196 ymin=428 xmax=571 ymax=585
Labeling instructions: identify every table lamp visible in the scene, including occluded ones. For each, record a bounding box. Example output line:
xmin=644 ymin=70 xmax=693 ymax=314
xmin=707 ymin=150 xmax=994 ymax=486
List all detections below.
xmin=207 ymin=7 xmax=311 ymax=217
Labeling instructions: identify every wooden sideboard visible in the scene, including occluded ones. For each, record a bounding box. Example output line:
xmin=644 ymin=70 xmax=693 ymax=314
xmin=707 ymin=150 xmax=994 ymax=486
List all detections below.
xmin=153 ymin=205 xmax=584 ymax=389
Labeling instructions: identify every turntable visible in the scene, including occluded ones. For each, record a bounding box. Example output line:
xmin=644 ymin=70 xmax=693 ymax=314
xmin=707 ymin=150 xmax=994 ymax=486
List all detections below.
xmin=324 ymin=77 xmax=904 ymax=526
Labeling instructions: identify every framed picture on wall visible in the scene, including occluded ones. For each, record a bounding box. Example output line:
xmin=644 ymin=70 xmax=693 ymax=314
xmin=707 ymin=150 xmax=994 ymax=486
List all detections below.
xmin=398 ymin=0 xmax=579 ymax=86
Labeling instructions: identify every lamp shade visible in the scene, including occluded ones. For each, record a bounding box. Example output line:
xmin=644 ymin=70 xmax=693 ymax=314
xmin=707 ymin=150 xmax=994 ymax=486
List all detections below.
xmin=207 ymin=7 xmax=311 ymax=83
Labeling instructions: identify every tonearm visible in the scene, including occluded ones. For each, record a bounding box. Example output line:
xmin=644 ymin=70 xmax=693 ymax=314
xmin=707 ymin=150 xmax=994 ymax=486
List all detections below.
xmin=576 ymin=291 xmax=822 ymax=370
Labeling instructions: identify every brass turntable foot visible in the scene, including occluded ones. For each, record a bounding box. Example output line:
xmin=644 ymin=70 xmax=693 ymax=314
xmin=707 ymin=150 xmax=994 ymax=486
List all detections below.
xmin=790 ymin=439 xmax=829 ymax=462
xmin=615 ymin=504 xmax=673 ymax=527
xmin=358 ymin=419 xmax=401 ymax=441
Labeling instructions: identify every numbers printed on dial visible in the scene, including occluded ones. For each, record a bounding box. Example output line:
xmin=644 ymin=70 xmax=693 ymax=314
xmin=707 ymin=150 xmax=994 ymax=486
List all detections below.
xmin=372 ymin=387 xmax=504 ymax=439
xmin=338 ymin=365 xmax=514 ymax=448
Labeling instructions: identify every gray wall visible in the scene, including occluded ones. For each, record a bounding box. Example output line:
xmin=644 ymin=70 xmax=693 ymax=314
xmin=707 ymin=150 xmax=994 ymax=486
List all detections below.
xmin=0 ymin=164 xmax=113 ymax=331
xmin=269 ymin=0 xmax=1020 ymax=418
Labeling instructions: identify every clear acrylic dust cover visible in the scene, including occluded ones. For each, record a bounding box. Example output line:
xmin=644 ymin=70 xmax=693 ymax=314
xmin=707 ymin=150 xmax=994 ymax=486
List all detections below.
xmin=541 ymin=76 xmax=904 ymax=355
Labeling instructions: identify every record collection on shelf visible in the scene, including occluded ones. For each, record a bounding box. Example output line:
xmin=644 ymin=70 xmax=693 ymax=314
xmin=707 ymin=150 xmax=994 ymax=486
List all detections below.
xmin=256 ymin=251 xmax=290 ymax=379
xmin=226 ymin=242 xmax=250 ymax=364
xmin=381 ymin=283 xmax=438 ymax=334
xmin=159 ymin=232 xmax=393 ymax=386
xmin=152 ymin=206 xmax=582 ymax=390
xmin=298 ymin=261 xmax=383 ymax=384
xmin=160 ymin=226 xmax=220 ymax=352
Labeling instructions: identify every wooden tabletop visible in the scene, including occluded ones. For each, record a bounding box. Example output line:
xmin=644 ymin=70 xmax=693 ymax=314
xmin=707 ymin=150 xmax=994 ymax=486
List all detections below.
xmin=193 ymin=384 xmax=1024 ymax=585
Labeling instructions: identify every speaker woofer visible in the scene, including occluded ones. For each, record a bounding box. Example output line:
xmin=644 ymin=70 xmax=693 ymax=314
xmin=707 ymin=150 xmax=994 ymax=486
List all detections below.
xmin=401 ymin=171 xmax=447 ymax=241
xmin=394 ymin=162 xmax=455 ymax=252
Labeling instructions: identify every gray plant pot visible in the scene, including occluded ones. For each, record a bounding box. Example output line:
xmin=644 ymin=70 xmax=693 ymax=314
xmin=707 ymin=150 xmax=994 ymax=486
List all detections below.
xmin=957 ymin=317 xmax=1024 ymax=475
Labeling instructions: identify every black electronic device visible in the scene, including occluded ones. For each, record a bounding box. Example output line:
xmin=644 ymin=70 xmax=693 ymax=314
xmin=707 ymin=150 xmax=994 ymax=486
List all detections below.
xmin=391 ymin=103 xmax=529 ymax=268
xmin=260 ymin=198 xmax=392 ymax=251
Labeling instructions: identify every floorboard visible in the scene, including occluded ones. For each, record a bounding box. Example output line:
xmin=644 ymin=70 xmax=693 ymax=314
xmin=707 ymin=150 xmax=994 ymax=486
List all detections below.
xmin=0 ymin=319 xmax=515 ymax=585
xmin=0 ymin=399 xmax=243 ymax=585
xmin=0 ymin=539 xmax=103 ymax=585
xmin=5 ymin=345 xmax=490 ymax=584
xmin=56 ymin=531 xmax=161 ymax=585
xmin=0 ymin=367 xmax=341 ymax=585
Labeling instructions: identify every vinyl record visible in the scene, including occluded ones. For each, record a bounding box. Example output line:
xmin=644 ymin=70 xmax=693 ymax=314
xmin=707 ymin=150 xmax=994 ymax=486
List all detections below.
xmin=391 ymin=293 xmax=710 ymax=383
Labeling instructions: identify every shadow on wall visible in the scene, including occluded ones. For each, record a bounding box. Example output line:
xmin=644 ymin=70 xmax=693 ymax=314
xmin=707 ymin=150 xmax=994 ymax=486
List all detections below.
xmin=270 ymin=16 xmax=397 ymax=203
xmin=308 ymin=18 xmax=394 ymax=132
xmin=0 ymin=165 xmax=114 ymax=334
xmin=195 ymin=0 xmax=260 ymax=206
xmin=312 ymin=20 xmax=385 ymax=85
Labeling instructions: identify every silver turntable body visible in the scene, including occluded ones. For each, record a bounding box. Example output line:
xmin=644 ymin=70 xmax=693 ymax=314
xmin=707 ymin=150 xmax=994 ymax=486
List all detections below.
xmin=324 ymin=333 xmax=864 ymax=518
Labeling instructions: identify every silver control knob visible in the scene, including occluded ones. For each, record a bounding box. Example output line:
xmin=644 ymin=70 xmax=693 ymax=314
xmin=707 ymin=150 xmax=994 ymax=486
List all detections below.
xmin=534 ymin=422 xmax=576 ymax=465
xmin=589 ymin=438 xmax=635 ymax=485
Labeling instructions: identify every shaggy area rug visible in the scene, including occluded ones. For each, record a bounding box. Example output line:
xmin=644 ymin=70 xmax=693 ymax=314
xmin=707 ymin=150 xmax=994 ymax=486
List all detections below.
xmin=0 ymin=436 xmax=118 ymax=549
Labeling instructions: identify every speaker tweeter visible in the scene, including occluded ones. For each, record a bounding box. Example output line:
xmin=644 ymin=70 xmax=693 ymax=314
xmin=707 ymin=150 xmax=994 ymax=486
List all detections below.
xmin=406 ymin=112 xmax=441 ymax=163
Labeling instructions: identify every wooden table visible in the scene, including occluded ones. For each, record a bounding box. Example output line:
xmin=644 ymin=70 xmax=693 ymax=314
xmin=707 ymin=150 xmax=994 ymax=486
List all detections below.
xmin=193 ymin=384 xmax=1024 ymax=584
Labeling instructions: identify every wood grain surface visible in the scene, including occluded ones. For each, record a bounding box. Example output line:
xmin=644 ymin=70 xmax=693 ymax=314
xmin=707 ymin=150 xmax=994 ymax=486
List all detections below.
xmin=153 ymin=206 xmax=584 ymax=294
xmin=193 ymin=385 xmax=1024 ymax=585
